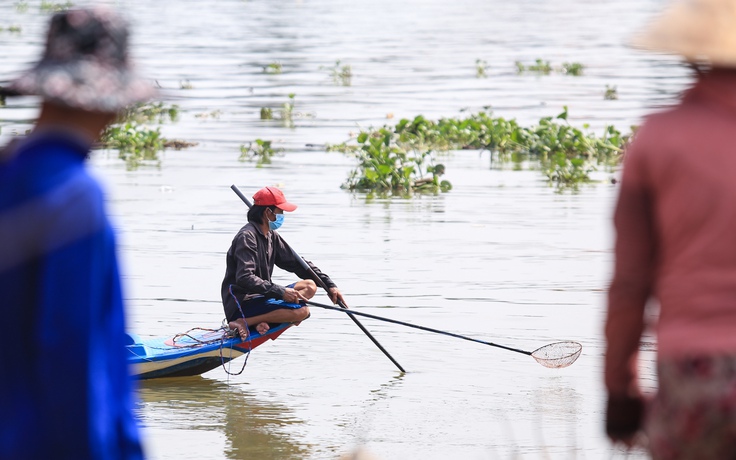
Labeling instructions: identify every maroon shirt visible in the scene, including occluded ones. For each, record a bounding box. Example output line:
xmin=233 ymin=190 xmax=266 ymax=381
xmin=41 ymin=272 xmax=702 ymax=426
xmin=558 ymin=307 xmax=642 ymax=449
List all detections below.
xmin=606 ymin=69 xmax=736 ymax=395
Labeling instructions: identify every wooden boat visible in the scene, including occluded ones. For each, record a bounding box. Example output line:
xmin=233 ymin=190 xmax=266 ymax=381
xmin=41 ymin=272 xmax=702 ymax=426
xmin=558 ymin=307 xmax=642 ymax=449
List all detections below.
xmin=126 ymin=323 xmax=292 ymax=380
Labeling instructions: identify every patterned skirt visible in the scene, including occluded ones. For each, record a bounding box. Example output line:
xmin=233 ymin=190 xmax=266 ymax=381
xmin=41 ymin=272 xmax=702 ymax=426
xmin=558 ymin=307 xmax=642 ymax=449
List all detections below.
xmin=646 ymin=354 xmax=736 ymax=459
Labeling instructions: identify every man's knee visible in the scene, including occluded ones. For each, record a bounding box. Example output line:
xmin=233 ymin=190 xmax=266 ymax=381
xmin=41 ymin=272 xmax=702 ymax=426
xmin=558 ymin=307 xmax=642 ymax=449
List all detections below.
xmin=292 ymin=306 xmax=310 ymax=321
xmin=298 ymin=280 xmax=317 ymax=299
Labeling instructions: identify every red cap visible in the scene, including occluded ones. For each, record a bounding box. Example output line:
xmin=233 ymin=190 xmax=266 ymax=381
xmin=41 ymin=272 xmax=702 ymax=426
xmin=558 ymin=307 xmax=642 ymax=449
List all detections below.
xmin=252 ymin=186 xmax=297 ymax=212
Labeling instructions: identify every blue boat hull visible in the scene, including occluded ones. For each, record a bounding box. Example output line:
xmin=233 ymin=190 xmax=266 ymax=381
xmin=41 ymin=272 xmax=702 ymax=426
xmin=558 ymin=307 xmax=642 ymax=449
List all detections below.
xmin=126 ymin=323 xmax=292 ymax=380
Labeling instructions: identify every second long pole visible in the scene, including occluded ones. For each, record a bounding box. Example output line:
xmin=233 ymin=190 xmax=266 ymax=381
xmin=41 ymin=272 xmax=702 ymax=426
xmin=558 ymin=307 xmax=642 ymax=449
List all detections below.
xmin=230 ymin=184 xmax=406 ymax=373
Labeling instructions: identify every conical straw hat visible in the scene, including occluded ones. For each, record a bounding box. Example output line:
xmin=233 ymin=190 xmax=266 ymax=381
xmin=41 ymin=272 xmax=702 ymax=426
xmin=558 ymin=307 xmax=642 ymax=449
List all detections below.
xmin=631 ymin=0 xmax=736 ymax=67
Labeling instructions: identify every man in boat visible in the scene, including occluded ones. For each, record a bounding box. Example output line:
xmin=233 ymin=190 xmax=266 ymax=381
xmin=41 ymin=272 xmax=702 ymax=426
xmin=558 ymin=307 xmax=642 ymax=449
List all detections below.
xmin=222 ymin=186 xmax=347 ymax=340
xmin=0 ymin=8 xmax=152 ymax=459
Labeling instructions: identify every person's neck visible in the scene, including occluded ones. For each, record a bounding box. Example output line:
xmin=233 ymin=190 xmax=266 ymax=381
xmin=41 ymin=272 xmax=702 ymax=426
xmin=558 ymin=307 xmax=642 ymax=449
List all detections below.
xmin=33 ymin=102 xmax=116 ymax=144
xmin=259 ymin=219 xmax=271 ymax=236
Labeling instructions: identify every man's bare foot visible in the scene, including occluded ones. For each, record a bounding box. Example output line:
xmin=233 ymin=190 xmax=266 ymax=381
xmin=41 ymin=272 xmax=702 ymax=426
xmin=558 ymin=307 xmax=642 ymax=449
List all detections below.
xmin=255 ymin=322 xmax=269 ymax=335
xmin=228 ymin=320 xmax=249 ymax=341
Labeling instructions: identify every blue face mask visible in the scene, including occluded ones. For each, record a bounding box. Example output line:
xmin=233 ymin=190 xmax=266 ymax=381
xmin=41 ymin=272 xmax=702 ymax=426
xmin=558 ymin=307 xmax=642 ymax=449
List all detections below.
xmin=269 ymin=213 xmax=284 ymax=231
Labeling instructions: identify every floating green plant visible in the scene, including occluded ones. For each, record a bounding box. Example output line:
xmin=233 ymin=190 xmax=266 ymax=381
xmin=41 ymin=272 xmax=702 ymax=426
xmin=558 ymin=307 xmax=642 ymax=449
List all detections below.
xmin=15 ymin=0 xmax=29 ymax=12
xmin=604 ymin=85 xmax=618 ymax=100
xmin=516 ymin=59 xmax=552 ymax=75
xmin=337 ymin=126 xmax=453 ymax=197
xmin=179 ymin=80 xmax=193 ymax=89
xmin=476 ymin=59 xmax=488 ymax=78
xmin=194 ymin=109 xmax=222 ymax=119
xmin=263 ymin=62 xmax=283 ymax=74
xmin=118 ymin=102 xmax=179 ymax=124
xmin=100 ymin=123 xmax=164 ymax=169
xmin=260 ymin=107 xmax=273 ymax=120
xmin=239 ymin=139 xmax=282 ymax=167
xmin=40 ymin=0 xmax=73 ymax=12
xmin=281 ymin=93 xmax=295 ymax=121
xmin=545 ymin=151 xmax=593 ymax=190
xmin=259 ymin=94 xmax=297 ymax=127
xmin=516 ymin=59 xmax=585 ymax=76
xmin=561 ymin=62 xmax=584 ymax=76
xmin=323 ymin=60 xmax=352 ymax=86
xmin=413 ymin=164 xmax=452 ymax=192
xmin=100 ymin=102 xmax=191 ymax=170
xmin=0 ymin=25 xmax=23 ymax=33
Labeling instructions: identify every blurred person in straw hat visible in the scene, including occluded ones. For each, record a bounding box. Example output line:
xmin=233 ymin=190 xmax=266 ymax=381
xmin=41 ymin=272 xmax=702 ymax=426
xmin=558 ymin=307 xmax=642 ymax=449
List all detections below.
xmin=605 ymin=0 xmax=736 ymax=457
xmin=0 ymin=6 xmax=154 ymax=459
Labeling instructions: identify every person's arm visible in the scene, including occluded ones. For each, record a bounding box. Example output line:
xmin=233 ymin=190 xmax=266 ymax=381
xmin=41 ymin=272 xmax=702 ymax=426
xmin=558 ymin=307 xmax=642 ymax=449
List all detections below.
xmin=232 ymin=229 xmax=285 ymax=299
xmin=272 ymin=233 xmax=346 ymax=304
xmin=605 ymin=141 xmax=656 ymax=443
xmin=302 ymin=259 xmax=348 ymax=306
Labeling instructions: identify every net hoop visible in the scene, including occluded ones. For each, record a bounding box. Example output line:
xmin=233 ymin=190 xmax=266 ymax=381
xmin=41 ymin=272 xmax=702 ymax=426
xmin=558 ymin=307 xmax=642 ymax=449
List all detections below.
xmin=531 ymin=341 xmax=582 ymax=369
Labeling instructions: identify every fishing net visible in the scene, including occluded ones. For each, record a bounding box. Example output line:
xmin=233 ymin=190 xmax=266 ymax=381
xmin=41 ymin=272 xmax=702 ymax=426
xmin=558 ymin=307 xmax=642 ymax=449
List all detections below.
xmin=171 ymin=327 xmax=229 ymax=347
xmin=530 ymin=341 xmax=582 ymax=369
xmin=171 ymin=325 xmax=251 ymax=376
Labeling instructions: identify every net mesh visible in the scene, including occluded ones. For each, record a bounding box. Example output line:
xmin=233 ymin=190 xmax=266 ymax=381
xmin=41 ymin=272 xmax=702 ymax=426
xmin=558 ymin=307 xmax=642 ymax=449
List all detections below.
xmin=171 ymin=327 xmax=227 ymax=348
xmin=531 ymin=341 xmax=582 ymax=369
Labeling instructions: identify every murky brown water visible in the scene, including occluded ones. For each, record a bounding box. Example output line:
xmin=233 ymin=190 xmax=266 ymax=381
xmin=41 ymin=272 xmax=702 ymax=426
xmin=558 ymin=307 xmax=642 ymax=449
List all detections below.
xmin=2 ymin=0 xmax=686 ymax=458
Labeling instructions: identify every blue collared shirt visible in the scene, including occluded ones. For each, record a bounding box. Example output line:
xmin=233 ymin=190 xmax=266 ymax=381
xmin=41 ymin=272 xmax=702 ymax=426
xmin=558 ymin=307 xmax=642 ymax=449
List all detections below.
xmin=0 ymin=130 xmax=144 ymax=459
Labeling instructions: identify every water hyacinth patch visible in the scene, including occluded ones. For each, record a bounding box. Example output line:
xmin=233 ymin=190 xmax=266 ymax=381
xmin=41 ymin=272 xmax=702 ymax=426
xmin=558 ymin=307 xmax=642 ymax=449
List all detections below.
xmin=260 ymin=107 xmax=273 ymax=120
xmin=239 ymin=139 xmax=282 ymax=167
xmin=0 ymin=25 xmax=23 ymax=33
xmin=101 ymin=122 xmax=164 ymax=169
xmin=39 ymin=0 xmax=73 ymax=12
xmin=329 ymin=107 xmax=631 ymax=193
xmin=99 ymin=102 xmax=189 ymax=170
xmin=340 ymin=127 xmax=452 ymax=197
xmin=561 ymin=62 xmax=584 ymax=76
xmin=263 ymin=62 xmax=283 ymax=74
xmin=516 ymin=59 xmax=552 ymax=75
xmin=194 ymin=109 xmax=222 ymax=119
xmin=120 ymin=102 xmax=180 ymax=124
xmin=260 ymin=94 xmax=298 ymax=127
xmin=516 ymin=59 xmax=585 ymax=77
xmin=476 ymin=59 xmax=489 ymax=78
xmin=323 ymin=60 xmax=352 ymax=86
xmin=281 ymin=93 xmax=295 ymax=121
xmin=604 ymin=85 xmax=618 ymax=100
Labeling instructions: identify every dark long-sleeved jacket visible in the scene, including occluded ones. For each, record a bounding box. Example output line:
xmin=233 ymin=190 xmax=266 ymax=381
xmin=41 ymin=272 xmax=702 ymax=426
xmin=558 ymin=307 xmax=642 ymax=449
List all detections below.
xmin=221 ymin=221 xmax=336 ymax=320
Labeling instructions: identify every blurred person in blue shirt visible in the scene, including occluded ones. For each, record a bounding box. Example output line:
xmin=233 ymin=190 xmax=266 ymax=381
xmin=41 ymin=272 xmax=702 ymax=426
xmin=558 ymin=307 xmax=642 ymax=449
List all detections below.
xmin=0 ymin=7 xmax=154 ymax=459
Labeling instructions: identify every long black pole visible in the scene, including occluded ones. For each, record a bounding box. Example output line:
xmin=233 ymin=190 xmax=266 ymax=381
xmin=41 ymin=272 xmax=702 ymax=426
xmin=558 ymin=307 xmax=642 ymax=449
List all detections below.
xmin=306 ymin=300 xmax=532 ymax=356
xmin=230 ymin=185 xmax=407 ymax=373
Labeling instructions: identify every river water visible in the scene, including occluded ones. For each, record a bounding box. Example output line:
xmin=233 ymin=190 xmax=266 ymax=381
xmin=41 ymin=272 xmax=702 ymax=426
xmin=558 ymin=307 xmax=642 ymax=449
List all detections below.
xmin=1 ymin=0 xmax=690 ymax=458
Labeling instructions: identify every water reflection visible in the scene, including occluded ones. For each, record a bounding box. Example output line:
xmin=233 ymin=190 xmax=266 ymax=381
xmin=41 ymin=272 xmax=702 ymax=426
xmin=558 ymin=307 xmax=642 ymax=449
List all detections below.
xmin=1 ymin=0 xmax=682 ymax=457
xmin=136 ymin=377 xmax=312 ymax=460
xmin=348 ymin=373 xmax=406 ymax=446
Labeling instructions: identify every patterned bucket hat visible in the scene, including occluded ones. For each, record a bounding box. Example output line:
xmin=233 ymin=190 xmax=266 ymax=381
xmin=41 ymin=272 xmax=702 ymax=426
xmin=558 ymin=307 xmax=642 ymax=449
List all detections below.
xmin=1 ymin=7 xmax=155 ymax=112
